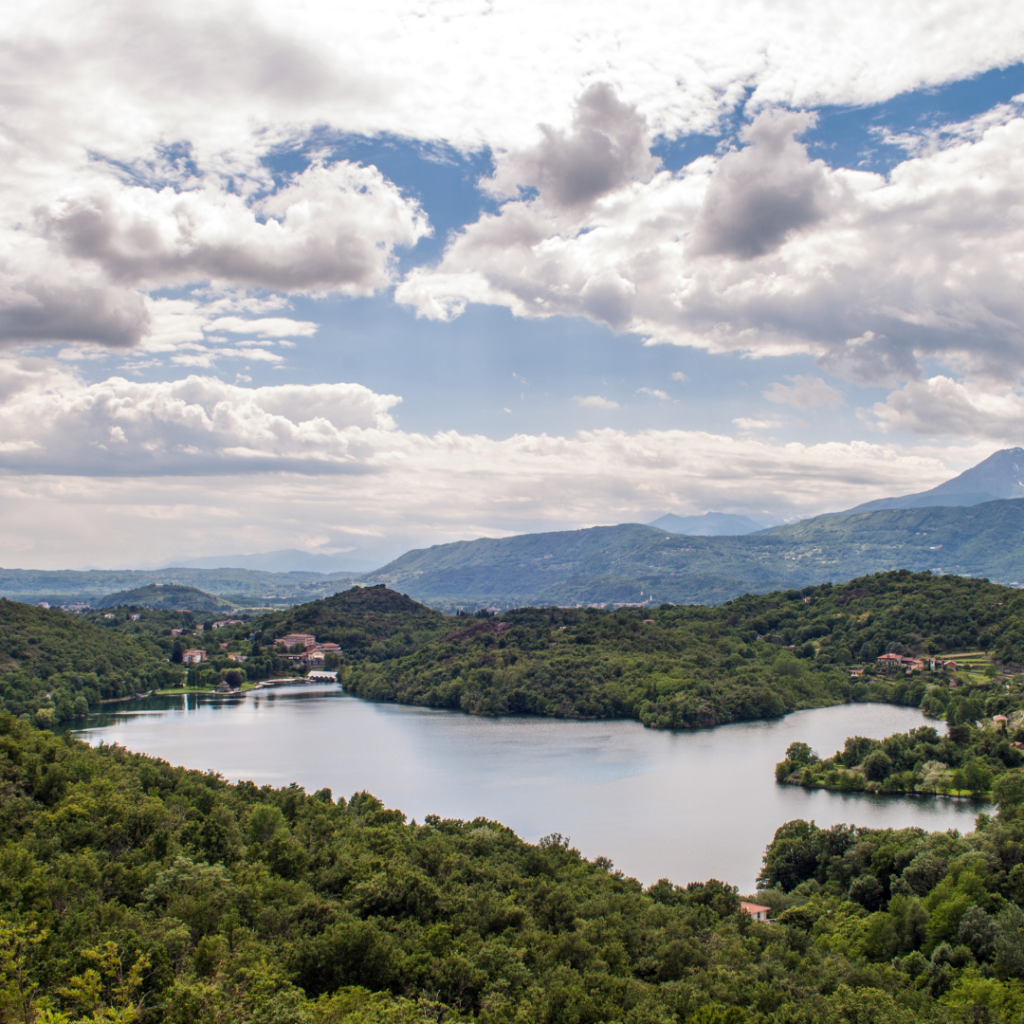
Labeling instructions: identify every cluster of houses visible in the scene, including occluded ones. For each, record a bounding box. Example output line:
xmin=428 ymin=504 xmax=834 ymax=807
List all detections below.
xmin=876 ymin=653 xmax=958 ymax=673
xmin=274 ymin=632 xmax=341 ymax=669
xmin=849 ymin=653 xmax=960 ymax=678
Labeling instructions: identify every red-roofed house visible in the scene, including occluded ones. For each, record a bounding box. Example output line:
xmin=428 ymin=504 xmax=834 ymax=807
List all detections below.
xmin=740 ymin=902 xmax=771 ymax=922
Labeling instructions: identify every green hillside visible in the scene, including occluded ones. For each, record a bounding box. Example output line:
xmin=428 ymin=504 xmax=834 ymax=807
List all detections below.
xmin=2 ymin=713 xmax=1024 ymax=1024
xmin=361 ymin=499 xmax=1024 ymax=609
xmin=96 ymin=583 xmax=230 ymax=612
xmin=253 ymin=584 xmax=449 ymax=661
xmin=344 ymin=571 xmax=1024 ymax=729
xmin=0 ymin=600 xmax=182 ymax=725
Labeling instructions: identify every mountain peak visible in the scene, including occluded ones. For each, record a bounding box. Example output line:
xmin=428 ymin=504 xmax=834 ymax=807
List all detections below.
xmin=845 ymin=447 xmax=1024 ymax=514
xmin=648 ymin=511 xmax=765 ymax=536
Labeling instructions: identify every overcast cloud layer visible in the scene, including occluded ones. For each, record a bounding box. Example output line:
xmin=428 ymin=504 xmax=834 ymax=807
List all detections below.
xmin=2 ymin=0 xmax=1024 ymax=565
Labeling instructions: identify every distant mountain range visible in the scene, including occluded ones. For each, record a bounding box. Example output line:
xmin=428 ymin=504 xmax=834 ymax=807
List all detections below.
xmin=6 ymin=447 xmax=1024 ymax=610
xmin=648 ymin=511 xmax=766 ymax=535
xmin=360 ymin=498 xmax=1024 ymax=609
xmin=0 ymin=566 xmax=356 ymax=608
xmin=164 ymin=549 xmax=364 ymax=574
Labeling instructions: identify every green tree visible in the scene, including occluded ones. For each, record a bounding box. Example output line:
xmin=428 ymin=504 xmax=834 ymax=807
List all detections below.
xmin=863 ymin=750 xmax=893 ymax=782
xmin=962 ymin=758 xmax=994 ymax=797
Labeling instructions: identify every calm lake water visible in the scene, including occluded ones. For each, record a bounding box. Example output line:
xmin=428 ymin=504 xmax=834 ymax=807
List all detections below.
xmin=75 ymin=688 xmax=985 ymax=893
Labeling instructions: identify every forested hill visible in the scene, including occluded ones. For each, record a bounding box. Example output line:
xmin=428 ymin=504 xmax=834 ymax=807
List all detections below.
xmin=360 ymin=498 xmax=1024 ymax=609
xmin=0 ymin=600 xmax=182 ymax=725
xmin=96 ymin=583 xmax=229 ymax=611
xmin=344 ymin=571 xmax=1024 ymax=729
xmin=254 ymin=584 xmax=450 ymax=661
xmin=3 ymin=713 xmax=1024 ymax=1023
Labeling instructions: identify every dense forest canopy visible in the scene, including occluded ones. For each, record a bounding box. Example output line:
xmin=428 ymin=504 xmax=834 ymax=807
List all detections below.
xmin=254 ymin=585 xmax=450 ymax=662
xmin=777 ymin=717 xmax=1024 ymax=800
xmin=2 ymin=713 xmax=1024 ymax=1023
xmin=0 ymin=600 xmax=182 ymax=727
xmin=7 ymin=571 xmax=1024 ymax=733
xmin=341 ymin=571 xmax=1024 ymax=730
xmin=95 ymin=585 xmax=230 ymax=612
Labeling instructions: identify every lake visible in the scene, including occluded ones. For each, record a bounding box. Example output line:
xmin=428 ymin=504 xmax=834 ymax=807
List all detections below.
xmin=75 ymin=688 xmax=985 ymax=894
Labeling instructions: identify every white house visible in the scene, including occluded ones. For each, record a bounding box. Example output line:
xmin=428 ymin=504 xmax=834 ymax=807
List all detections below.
xmin=740 ymin=902 xmax=772 ymax=922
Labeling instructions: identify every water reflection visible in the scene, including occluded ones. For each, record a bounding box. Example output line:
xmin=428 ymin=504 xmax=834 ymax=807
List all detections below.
xmin=76 ymin=688 xmax=986 ymax=893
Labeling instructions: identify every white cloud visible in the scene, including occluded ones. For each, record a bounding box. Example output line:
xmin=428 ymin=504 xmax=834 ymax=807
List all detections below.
xmin=638 ymin=387 xmax=669 ymax=400
xmin=40 ymin=162 xmax=429 ymax=295
xmin=397 ymin=94 xmax=1024 ymax=386
xmin=0 ymin=0 xmax=1021 ymax=354
xmin=732 ymin=417 xmax=781 ymax=430
xmin=764 ymin=375 xmax=843 ymax=409
xmin=0 ymin=365 xmax=989 ymax=568
xmin=869 ymin=376 xmax=1024 ymax=441
xmin=575 ymin=395 xmax=620 ymax=409
xmin=0 ymin=358 xmax=400 ymax=473
xmin=670 ymin=372 xmax=688 ymax=382
xmin=209 ymin=317 xmax=318 ymax=337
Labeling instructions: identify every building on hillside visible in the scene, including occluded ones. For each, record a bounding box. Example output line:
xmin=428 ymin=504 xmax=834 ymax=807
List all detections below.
xmin=877 ymin=653 xmax=926 ymax=673
xmin=213 ymin=619 xmax=244 ymax=628
xmin=944 ymin=661 xmax=958 ymax=672
xmin=740 ymin=902 xmax=772 ymax=922
xmin=320 ymin=643 xmax=341 ymax=653
xmin=182 ymin=649 xmax=207 ymax=665
xmin=994 ymin=715 xmax=1009 ymax=729
xmin=226 ymin=653 xmax=248 ymax=662
xmin=850 ymin=668 xmax=864 ymax=677
xmin=307 ymin=670 xmax=338 ymax=681
xmin=306 ymin=651 xmax=325 ymax=668
xmin=170 ymin=628 xmax=182 ymax=636
xmin=278 ymin=633 xmax=317 ymax=649
xmin=37 ymin=602 xmax=49 ymax=609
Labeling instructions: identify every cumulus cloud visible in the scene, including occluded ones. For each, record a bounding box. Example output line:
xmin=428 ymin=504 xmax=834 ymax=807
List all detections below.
xmin=869 ymin=376 xmax=1024 ymax=441
xmin=0 ymin=362 xmax=984 ymax=567
xmin=209 ymin=317 xmax=318 ymax=337
xmin=0 ymin=239 xmax=151 ymax=348
xmin=485 ymin=83 xmax=658 ymax=208
xmin=691 ymin=110 xmax=833 ymax=259
xmin=1 ymin=0 xmax=1023 ymax=355
xmin=638 ymin=387 xmax=669 ymax=400
xmin=398 ymin=91 xmax=1024 ymax=385
xmin=40 ymin=162 xmax=429 ymax=295
xmin=575 ymin=395 xmax=620 ymax=409
xmin=733 ymin=417 xmax=781 ymax=430
xmin=764 ymin=375 xmax=843 ymax=409
xmin=0 ymin=359 xmax=401 ymax=473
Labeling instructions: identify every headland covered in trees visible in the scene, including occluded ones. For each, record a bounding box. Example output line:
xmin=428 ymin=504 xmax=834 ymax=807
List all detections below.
xmin=6 ymin=569 xmax=1024 ymax=737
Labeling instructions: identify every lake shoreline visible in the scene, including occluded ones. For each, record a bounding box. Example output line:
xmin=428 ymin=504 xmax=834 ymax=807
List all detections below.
xmin=72 ymin=691 xmax=985 ymax=893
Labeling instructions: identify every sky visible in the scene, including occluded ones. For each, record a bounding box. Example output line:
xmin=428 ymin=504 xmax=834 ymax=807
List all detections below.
xmin=3 ymin=0 xmax=1024 ymax=570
